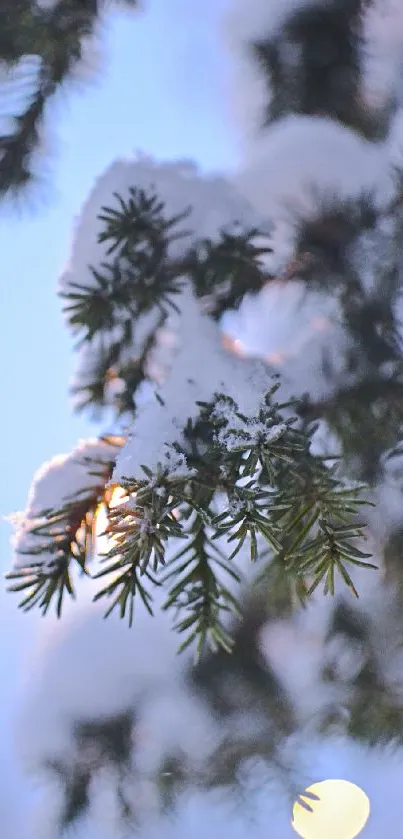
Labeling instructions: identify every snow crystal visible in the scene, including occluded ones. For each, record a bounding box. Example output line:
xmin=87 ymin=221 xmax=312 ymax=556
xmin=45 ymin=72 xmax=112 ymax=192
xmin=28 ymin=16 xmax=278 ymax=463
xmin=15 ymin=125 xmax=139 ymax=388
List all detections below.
xmin=214 ymin=396 xmax=287 ymax=450
xmin=12 ymin=438 xmax=121 ymax=568
xmin=113 ymin=285 xmax=271 ymax=483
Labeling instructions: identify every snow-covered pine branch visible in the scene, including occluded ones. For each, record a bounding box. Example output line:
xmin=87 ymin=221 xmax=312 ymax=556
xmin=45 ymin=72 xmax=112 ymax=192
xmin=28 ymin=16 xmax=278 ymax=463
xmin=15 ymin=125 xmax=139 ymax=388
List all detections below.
xmin=0 ymin=0 xmax=140 ymax=195
xmin=7 ymin=436 xmax=124 ymax=615
xmin=9 ymin=150 xmax=376 ymax=650
xmin=60 ymin=156 xmax=271 ymax=417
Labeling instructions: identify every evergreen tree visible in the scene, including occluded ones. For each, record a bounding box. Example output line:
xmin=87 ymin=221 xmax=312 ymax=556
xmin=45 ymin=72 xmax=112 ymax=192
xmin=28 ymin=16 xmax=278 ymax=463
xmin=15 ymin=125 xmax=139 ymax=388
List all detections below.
xmin=7 ymin=0 xmax=403 ymax=835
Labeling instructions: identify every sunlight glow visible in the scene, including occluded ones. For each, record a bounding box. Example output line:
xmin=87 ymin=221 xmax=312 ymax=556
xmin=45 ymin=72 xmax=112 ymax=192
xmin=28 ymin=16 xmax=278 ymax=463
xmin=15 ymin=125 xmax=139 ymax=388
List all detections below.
xmin=292 ymin=779 xmax=370 ymax=839
xmin=222 ymin=333 xmax=247 ymax=356
xmin=95 ymin=485 xmax=129 ymax=556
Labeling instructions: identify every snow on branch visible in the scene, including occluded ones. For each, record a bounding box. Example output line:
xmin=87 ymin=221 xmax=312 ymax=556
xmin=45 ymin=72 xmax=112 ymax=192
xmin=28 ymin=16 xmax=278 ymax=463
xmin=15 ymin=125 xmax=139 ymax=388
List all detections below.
xmin=113 ymin=285 xmax=269 ymax=482
xmin=361 ymin=0 xmax=403 ymax=112
xmin=234 ymin=114 xmax=396 ymax=273
xmin=7 ymin=436 xmax=123 ymax=615
xmin=59 ymin=156 xmax=266 ymax=300
xmin=60 ymin=156 xmax=270 ymax=419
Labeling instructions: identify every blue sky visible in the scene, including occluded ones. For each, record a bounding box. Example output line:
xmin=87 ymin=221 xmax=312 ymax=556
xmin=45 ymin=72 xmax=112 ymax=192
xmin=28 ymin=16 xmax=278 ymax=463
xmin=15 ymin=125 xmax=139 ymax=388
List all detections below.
xmin=0 ymin=0 xmax=236 ymax=574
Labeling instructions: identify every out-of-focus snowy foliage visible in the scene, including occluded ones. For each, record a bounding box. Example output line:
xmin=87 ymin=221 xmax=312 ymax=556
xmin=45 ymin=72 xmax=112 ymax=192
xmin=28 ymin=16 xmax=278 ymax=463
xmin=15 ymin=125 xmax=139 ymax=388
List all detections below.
xmin=8 ymin=0 xmax=403 ymax=836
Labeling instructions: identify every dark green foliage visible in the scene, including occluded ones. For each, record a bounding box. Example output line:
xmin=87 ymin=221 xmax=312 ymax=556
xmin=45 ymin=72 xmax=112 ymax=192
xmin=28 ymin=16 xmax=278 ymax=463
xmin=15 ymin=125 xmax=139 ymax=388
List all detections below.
xmin=70 ymin=330 xmax=161 ymax=416
xmin=62 ymin=188 xmax=188 ymax=343
xmin=162 ymin=515 xmax=242 ymax=657
xmin=188 ymin=227 xmax=273 ymax=318
xmin=98 ymin=188 xmax=191 ymax=258
xmin=92 ymin=387 xmax=374 ymax=656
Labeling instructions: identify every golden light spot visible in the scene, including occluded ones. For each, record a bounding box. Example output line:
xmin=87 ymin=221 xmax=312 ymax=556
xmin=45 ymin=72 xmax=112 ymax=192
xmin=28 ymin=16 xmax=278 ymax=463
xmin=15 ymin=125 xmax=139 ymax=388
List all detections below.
xmin=105 ymin=484 xmax=128 ymax=509
xmin=95 ymin=485 xmax=129 ymax=555
xmin=222 ymin=334 xmax=247 ymax=356
xmin=292 ymin=779 xmax=370 ymax=839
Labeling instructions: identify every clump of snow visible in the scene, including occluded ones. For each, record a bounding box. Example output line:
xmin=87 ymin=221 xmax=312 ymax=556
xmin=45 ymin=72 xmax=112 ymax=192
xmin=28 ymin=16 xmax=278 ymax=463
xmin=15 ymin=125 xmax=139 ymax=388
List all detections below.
xmin=15 ymin=578 xmax=185 ymax=770
xmin=131 ymin=685 xmax=219 ymax=778
xmin=324 ymin=634 xmax=367 ymax=683
xmin=145 ymin=318 xmax=182 ymax=386
xmin=0 ymin=55 xmax=42 ymax=139
xmin=221 ymin=279 xmax=347 ymax=403
xmin=224 ymin=0 xmax=323 ymax=45
xmin=59 ymin=155 xmax=268 ymax=299
xmin=61 ymin=155 xmax=270 ymax=414
xmin=34 ymin=0 xmax=59 ymax=8
xmin=113 ymin=285 xmax=272 ymax=482
xmin=68 ymin=28 xmax=105 ymax=86
xmin=221 ymin=0 xmax=324 ymax=146
xmin=361 ymin=0 xmax=403 ymax=112
xmin=234 ymin=115 xmax=397 ymax=273
xmin=12 ymin=438 xmax=121 ymax=568
xmin=212 ymin=394 xmax=287 ymax=451
xmin=309 ymin=419 xmax=343 ymax=460
xmin=258 ymin=604 xmax=343 ymax=726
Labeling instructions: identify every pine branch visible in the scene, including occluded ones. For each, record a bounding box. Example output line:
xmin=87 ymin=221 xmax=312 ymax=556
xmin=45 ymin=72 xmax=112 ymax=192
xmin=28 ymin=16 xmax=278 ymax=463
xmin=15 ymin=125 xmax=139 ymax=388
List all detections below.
xmin=71 ymin=326 xmax=160 ymax=417
xmin=61 ymin=187 xmax=188 ymax=343
xmin=92 ymin=388 xmax=375 ymax=654
xmin=6 ymin=435 xmax=124 ymax=616
xmin=187 ymin=227 xmax=273 ymax=318
xmin=162 ymin=514 xmax=242 ymax=658
xmin=1 ymin=1 xmax=98 ymax=192
xmin=97 ymin=187 xmax=191 ymax=258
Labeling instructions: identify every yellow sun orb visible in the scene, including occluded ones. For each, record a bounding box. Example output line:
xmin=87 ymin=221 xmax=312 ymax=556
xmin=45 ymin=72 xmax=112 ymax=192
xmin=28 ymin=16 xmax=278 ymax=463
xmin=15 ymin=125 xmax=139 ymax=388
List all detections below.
xmin=292 ymin=779 xmax=370 ymax=839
